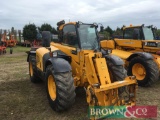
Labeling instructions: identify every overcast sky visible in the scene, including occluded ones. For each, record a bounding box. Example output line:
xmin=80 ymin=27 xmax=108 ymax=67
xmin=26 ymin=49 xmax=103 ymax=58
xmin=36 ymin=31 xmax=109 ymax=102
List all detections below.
xmin=0 ymin=0 xmax=160 ymax=30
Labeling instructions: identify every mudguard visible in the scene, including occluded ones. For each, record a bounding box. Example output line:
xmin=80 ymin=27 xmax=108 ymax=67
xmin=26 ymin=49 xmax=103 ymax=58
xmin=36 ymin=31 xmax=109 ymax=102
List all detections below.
xmin=105 ymin=54 xmax=124 ymax=65
xmin=46 ymin=58 xmax=72 ymax=72
xmin=27 ymin=51 xmax=36 ymax=62
xmin=43 ymin=50 xmax=72 ymax=72
xmin=127 ymin=52 xmax=153 ymax=61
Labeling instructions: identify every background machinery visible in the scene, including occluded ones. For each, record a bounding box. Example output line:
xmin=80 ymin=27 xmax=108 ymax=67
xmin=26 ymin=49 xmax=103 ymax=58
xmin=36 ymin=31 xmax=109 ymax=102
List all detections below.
xmin=0 ymin=41 xmax=6 ymax=55
xmin=1 ymin=32 xmax=17 ymax=47
xmin=1 ymin=32 xmax=17 ymax=54
xmin=0 ymin=33 xmax=6 ymax=55
xmin=101 ymin=24 xmax=160 ymax=87
xmin=27 ymin=20 xmax=137 ymax=118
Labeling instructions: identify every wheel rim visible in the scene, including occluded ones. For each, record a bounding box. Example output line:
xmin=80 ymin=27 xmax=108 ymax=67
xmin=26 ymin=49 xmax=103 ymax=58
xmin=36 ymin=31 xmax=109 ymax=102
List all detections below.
xmin=132 ymin=63 xmax=146 ymax=80
xmin=29 ymin=62 xmax=33 ymax=76
xmin=48 ymin=75 xmax=56 ymax=100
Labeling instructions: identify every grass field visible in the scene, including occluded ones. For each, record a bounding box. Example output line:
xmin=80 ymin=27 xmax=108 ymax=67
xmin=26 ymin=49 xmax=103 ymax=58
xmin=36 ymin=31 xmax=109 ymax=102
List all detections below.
xmin=0 ymin=46 xmax=160 ymax=120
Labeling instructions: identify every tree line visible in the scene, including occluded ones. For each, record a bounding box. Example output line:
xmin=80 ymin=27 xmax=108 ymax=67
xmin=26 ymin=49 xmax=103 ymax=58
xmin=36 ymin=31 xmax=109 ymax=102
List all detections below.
xmin=100 ymin=26 xmax=160 ymax=40
xmin=2 ymin=23 xmax=160 ymax=42
xmin=23 ymin=23 xmax=58 ymax=42
xmin=23 ymin=24 xmax=160 ymax=42
xmin=22 ymin=23 xmax=124 ymax=42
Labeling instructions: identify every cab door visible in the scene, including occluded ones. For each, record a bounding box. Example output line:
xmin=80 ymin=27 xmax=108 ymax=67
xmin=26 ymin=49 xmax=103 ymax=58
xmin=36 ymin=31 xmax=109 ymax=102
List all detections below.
xmin=56 ymin=24 xmax=80 ymax=76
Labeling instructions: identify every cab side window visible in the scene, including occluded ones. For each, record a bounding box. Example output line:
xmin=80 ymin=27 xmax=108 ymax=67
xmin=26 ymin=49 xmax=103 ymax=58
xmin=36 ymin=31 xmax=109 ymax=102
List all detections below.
xmin=124 ymin=28 xmax=141 ymax=40
xmin=124 ymin=28 xmax=134 ymax=39
xmin=133 ymin=28 xmax=141 ymax=40
xmin=63 ymin=25 xmax=78 ymax=47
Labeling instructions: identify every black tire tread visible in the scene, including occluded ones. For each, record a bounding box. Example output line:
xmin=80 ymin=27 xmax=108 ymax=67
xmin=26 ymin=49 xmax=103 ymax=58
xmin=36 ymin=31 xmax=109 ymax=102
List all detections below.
xmin=46 ymin=65 xmax=75 ymax=112
xmin=107 ymin=60 xmax=127 ymax=94
xmin=128 ymin=57 xmax=159 ymax=87
xmin=146 ymin=60 xmax=159 ymax=84
xmin=29 ymin=55 xmax=40 ymax=83
xmin=107 ymin=60 xmax=127 ymax=82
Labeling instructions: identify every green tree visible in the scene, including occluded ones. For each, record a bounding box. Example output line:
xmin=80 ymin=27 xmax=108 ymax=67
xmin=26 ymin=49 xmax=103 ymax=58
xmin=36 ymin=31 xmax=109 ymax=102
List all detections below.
xmin=113 ymin=27 xmax=123 ymax=37
xmin=40 ymin=23 xmax=52 ymax=32
xmin=23 ymin=23 xmax=37 ymax=42
xmin=99 ymin=31 xmax=110 ymax=40
xmin=155 ymin=29 xmax=160 ymax=36
xmin=104 ymin=26 xmax=113 ymax=36
xmin=52 ymin=27 xmax=58 ymax=34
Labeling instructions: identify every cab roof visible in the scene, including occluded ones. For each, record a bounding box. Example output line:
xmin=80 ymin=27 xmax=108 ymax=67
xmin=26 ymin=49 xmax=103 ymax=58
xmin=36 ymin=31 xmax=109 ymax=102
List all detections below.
xmin=123 ymin=24 xmax=142 ymax=30
xmin=59 ymin=22 xmax=77 ymax=30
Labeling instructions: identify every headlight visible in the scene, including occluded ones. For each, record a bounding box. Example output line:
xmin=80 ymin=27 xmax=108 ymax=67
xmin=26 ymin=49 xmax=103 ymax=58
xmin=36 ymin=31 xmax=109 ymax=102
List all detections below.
xmin=107 ymin=49 xmax=112 ymax=54
xmin=53 ymin=52 xmax=58 ymax=57
xmin=49 ymin=51 xmax=58 ymax=57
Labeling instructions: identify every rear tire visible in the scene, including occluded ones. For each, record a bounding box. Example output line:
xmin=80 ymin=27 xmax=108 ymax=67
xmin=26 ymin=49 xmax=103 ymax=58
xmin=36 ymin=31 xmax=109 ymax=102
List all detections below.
xmin=29 ymin=55 xmax=40 ymax=83
xmin=128 ymin=57 xmax=159 ymax=87
xmin=46 ymin=65 xmax=75 ymax=112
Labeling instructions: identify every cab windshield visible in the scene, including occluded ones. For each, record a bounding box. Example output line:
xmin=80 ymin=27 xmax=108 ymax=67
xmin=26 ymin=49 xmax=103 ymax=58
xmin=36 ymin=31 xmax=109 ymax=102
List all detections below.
xmin=143 ymin=27 xmax=154 ymax=40
xmin=78 ymin=24 xmax=98 ymax=50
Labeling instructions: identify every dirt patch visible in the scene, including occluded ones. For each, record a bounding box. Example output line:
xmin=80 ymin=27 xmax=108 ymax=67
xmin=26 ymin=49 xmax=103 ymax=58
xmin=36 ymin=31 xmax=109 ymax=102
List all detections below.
xmin=0 ymin=79 xmax=88 ymax=120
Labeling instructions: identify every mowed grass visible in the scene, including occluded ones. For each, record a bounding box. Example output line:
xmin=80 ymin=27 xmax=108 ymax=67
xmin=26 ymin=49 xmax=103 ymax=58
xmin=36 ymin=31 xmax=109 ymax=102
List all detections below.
xmin=0 ymin=46 xmax=88 ymax=120
xmin=0 ymin=46 xmax=160 ymax=120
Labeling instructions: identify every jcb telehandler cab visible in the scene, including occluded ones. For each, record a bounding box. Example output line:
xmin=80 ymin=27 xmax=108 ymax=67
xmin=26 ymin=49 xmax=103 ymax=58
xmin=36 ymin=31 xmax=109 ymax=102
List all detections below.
xmin=27 ymin=20 xmax=137 ymax=118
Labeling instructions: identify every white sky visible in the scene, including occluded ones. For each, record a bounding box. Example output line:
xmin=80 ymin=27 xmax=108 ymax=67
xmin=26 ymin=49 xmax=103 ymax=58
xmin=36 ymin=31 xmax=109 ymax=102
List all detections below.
xmin=0 ymin=0 xmax=160 ymax=30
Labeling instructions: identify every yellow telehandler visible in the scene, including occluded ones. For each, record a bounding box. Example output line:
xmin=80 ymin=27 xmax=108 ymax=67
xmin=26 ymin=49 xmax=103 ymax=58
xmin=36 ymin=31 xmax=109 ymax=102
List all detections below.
xmin=101 ymin=24 xmax=160 ymax=87
xmin=27 ymin=20 xmax=137 ymax=117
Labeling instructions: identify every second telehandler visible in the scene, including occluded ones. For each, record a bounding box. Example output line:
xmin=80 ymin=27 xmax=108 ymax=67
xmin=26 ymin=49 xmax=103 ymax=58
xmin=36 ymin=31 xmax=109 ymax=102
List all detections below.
xmin=101 ymin=24 xmax=160 ymax=87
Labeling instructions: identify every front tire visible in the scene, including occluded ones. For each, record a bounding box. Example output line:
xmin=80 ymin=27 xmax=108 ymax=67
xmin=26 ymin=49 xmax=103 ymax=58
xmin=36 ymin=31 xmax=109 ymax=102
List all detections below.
xmin=107 ymin=61 xmax=127 ymax=82
xmin=107 ymin=60 xmax=127 ymax=94
xmin=46 ymin=65 xmax=75 ymax=112
xmin=128 ymin=57 xmax=159 ymax=87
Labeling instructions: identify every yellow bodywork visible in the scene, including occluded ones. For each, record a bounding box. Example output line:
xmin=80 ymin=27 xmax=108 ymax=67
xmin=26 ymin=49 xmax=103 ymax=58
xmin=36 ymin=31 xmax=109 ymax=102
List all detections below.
xmin=36 ymin=46 xmax=58 ymax=71
xmin=111 ymin=49 xmax=132 ymax=60
xmin=114 ymin=39 xmax=142 ymax=48
xmin=123 ymin=25 xmax=142 ymax=30
xmin=100 ymin=40 xmax=115 ymax=49
xmin=100 ymin=39 xmax=160 ymax=69
xmin=50 ymin=42 xmax=137 ymax=107
xmin=52 ymin=22 xmax=137 ymax=107
xmin=59 ymin=22 xmax=76 ymax=31
xmin=33 ymin=22 xmax=137 ymax=118
xmin=118 ymin=24 xmax=160 ymax=53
